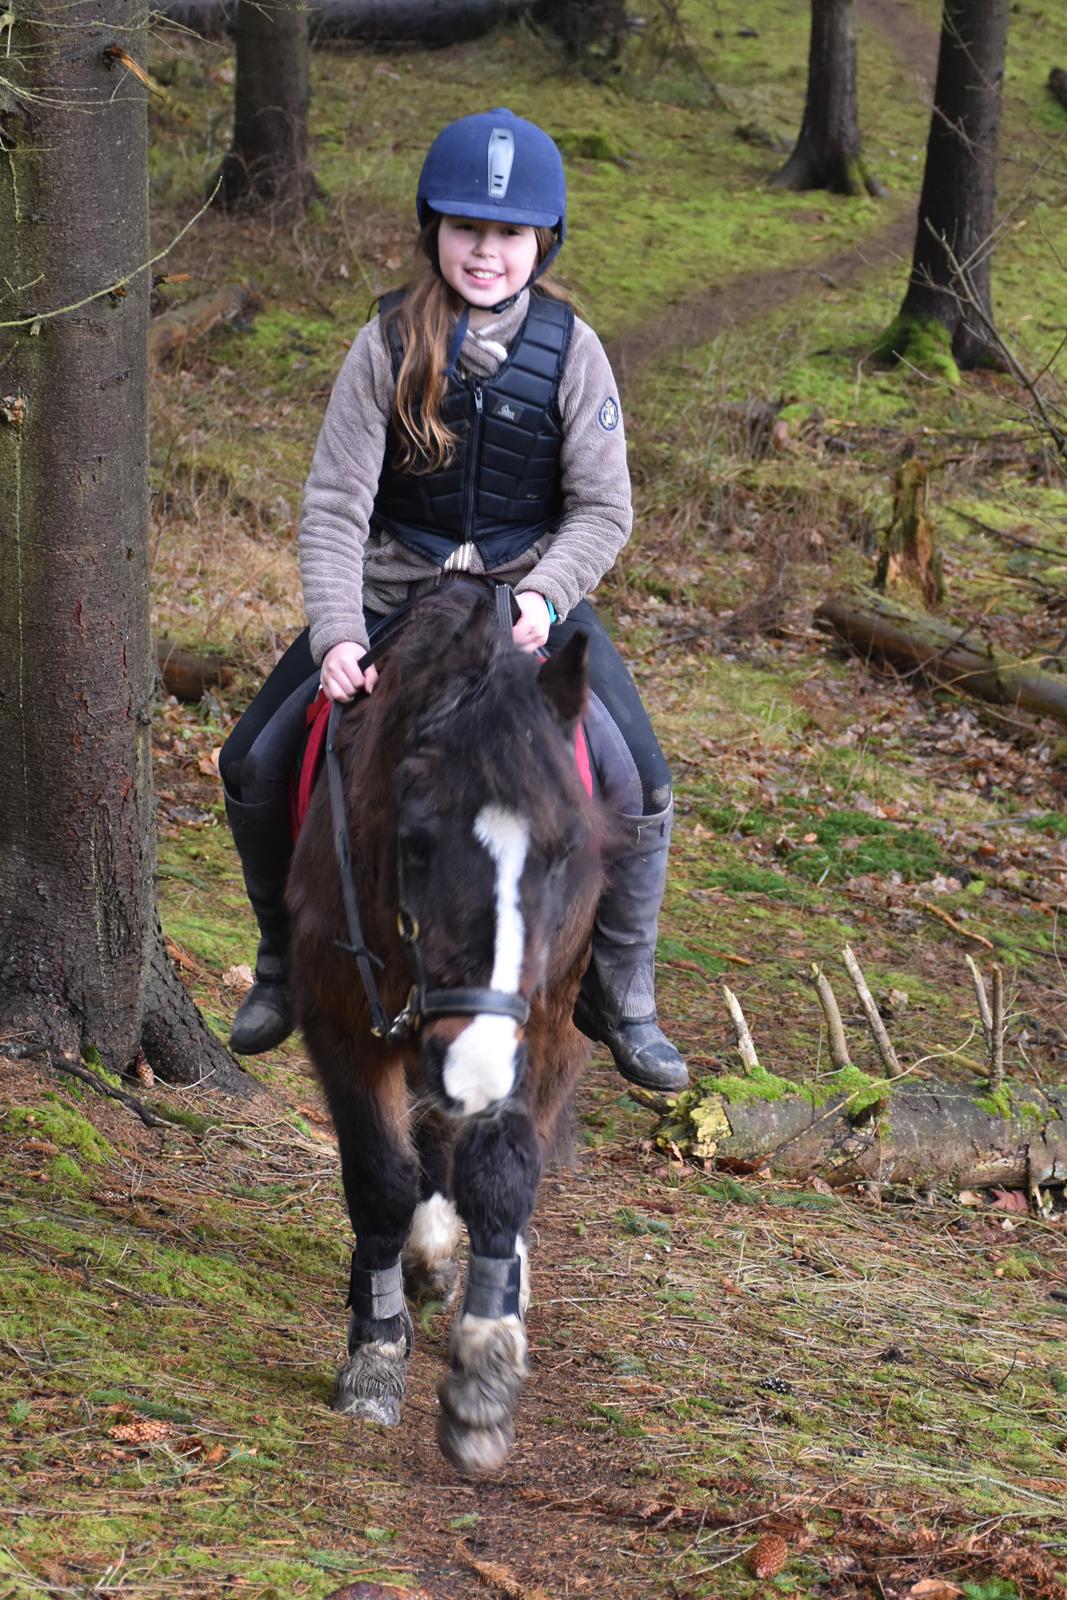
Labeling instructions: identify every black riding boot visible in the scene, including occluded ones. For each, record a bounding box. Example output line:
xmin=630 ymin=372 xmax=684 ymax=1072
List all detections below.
xmin=225 ymin=787 xmax=295 ymax=1055
xmin=574 ymin=800 xmax=690 ymax=1094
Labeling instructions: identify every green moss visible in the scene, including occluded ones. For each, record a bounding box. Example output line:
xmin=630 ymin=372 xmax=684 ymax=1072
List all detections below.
xmin=817 ymin=1064 xmax=888 ymax=1118
xmin=872 ymin=313 xmax=960 ymax=384
xmin=786 ymin=809 xmax=950 ymax=886
xmin=556 ymin=129 xmax=622 ymax=162
xmin=973 ymin=1085 xmax=1017 ymax=1121
xmin=711 ymin=1062 xmax=797 ymax=1106
xmin=5 ymin=1096 xmax=114 ymax=1165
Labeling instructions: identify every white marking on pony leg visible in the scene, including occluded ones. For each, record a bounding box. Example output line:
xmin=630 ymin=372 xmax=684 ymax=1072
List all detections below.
xmin=516 ymin=1233 xmax=530 ymax=1320
xmin=449 ymin=1311 xmax=527 ymax=1386
xmin=407 ymin=1193 xmax=462 ymax=1273
xmin=442 ymin=805 xmax=529 ymax=1116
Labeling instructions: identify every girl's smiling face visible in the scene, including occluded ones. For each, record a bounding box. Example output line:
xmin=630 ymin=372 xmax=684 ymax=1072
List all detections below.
xmin=436 ymin=216 xmax=540 ymax=322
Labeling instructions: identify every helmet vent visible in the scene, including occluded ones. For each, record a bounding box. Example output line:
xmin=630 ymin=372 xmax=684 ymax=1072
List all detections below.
xmin=487 ymin=128 xmax=515 ymax=199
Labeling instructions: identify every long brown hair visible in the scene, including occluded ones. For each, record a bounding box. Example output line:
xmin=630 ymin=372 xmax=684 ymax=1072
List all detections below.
xmin=384 ymin=219 xmax=573 ymax=474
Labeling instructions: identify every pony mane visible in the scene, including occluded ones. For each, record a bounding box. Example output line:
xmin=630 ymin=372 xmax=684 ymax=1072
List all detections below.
xmin=371 ymin=579 xmax=588 ymax=836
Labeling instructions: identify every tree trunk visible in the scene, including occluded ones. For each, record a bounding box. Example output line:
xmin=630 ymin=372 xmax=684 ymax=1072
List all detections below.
xmin=773 ymin=0 xmax=882 ymax=197
xmin=0 ymin=0 xmax=249 ymax=1093
xmin=214 ymin=0 xmax=318 ymax=220
xmin=874 ymin=0 xmax=1009 ymax=376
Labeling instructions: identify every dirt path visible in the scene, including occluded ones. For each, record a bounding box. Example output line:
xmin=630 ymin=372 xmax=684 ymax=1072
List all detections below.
xmin=608 ymin=0 xmax=938 ymax=385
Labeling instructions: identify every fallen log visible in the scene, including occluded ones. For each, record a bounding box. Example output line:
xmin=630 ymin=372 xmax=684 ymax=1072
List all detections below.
xmin=814 ymin=589 xmax=1067 ymax=726
xmin=661 ymin=1076 xmax=1067 ymax=1192
xmin=157 ymin=0 xmax=523 ymax=45
xmin=157 ymin=639 xmax=231 ymax=701
xmin=149 ymin=284 xmax=258 ymax=366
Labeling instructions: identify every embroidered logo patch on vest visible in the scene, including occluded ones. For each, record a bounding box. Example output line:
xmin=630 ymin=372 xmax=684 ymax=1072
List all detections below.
xmin=493 ymin=399 xmax=522 ymax=422
xmin=598 ymin=397 xmax=620 ymax=432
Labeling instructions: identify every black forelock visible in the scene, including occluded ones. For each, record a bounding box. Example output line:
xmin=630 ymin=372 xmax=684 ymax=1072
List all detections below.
xmin=383 ymin=579 xmax=586 ymax=830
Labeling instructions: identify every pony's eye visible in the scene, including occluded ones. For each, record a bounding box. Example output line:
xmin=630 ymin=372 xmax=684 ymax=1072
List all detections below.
xmin=400 ymin=830 xmax=435 ymax=870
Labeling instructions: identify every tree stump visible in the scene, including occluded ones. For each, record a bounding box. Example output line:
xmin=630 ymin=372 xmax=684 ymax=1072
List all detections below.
xmin=873 ymin=459 xmax=944 ymax=607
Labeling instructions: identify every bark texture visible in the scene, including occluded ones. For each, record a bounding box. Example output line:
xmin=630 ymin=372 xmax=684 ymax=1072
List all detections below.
xmin=214 ymin=0 xmax=317 ymax=219
xmin=774 ymin=0 xmax=882 ymax=196
xmin=876 ymin=0 xmax=1009 ymax=370
xmin=0 ymin=0 xmax=248 ymax=1092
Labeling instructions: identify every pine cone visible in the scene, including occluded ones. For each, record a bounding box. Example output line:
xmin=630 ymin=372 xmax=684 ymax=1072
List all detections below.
xmin=746 ymin=1533 xmax=788 ymax=1579
xmin=108 ymin=1419 xmax=172 ymax=1444
xmin=134 ymin=1052 xmax=155 ymax=1087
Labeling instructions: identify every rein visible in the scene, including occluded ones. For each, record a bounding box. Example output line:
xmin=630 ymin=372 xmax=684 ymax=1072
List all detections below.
xmin=325 ymin=583 xmax=532 ymax=1045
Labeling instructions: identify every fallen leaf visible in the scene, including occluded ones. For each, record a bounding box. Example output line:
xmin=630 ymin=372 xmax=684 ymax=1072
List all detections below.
xmin=990 ymin=1187 xmax=1029 ymax=1214
xmin=956 ymin=1190 xmax=983 ymax=1207
xmin=905 ymin=1580 xmax=963 ymax=1599
xmin=811 ymin=1177 xmax=834 ymax=1196
xmin=222 ymin=963 xmax=254 ymax=991
xmin=197 ymin=747 xmax=221 ymax=777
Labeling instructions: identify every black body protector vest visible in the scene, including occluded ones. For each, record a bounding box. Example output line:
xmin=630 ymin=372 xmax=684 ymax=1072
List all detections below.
xmin=373 ymin=289 xmax=575 ymax=570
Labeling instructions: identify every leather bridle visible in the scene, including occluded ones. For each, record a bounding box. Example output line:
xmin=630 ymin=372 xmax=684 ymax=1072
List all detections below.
xmin=325 ymin=583 xmax=531 ymax=1046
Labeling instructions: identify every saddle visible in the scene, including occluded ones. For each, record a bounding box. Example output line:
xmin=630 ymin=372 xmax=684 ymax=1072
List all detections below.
xmin=291 ymin=686 xmax=595 ymax=839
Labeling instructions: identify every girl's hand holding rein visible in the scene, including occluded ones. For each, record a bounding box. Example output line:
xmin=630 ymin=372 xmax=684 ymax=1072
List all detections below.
xmin=321 ymin=641 xmax=379 ymax=701
xmin=512 ymin=591 xmax=552 ymax=653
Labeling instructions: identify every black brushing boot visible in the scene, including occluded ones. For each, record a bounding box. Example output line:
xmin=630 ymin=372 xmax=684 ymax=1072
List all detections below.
xmin=225 ymin=787 xmax=295 ymax=1055
xmin=574 ymin=800 xmax=690 ymax=1094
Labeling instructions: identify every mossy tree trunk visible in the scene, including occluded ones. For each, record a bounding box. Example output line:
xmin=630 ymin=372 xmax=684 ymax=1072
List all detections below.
xmin=773 ymin=0 xmax=882 ymax=197
xmin=213 ymin=0 xmax=318 ymax=220
xmin=0 ymin=0 xmax=249 ymax=1092
xmin=874 ymin=0 xmax=1009 ymax=378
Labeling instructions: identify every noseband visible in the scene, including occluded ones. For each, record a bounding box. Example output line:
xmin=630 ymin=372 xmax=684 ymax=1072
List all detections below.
xmin=325 ymin=584 xmax=532 ymax=1046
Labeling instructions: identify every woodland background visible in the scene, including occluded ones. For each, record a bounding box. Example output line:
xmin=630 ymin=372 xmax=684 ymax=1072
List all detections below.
xmin=1 ymin=1 xmax=1067 ymax=1595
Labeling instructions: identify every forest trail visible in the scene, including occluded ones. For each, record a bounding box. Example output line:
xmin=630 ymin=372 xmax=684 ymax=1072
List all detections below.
xmin=608 ymin=0 xmax=938 ymax=384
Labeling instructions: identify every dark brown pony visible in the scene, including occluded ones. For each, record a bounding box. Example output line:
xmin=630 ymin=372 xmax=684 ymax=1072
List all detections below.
xmin=287 ymin=579 xmax=605 ymax=1474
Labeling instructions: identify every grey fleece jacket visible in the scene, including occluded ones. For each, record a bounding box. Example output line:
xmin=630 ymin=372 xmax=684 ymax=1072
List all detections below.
xmin=299 ymin=288 xmax=633 ymax=661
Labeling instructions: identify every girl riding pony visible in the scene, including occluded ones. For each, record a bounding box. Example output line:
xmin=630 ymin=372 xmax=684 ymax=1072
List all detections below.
xmin=219 ymin=108 xmax=688 ymax=1095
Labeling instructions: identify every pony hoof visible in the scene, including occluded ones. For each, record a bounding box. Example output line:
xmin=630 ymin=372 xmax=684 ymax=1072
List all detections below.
xmin=438 ymin=1366 xmax=522 ymax=1430
xmin=402 ymin=1256 xmax=460 ymax=1309
xmin=332 ymin=1345 xmax=406 ymax=1426
xmin=437 ymin=1407 xmax=514 ymax=1476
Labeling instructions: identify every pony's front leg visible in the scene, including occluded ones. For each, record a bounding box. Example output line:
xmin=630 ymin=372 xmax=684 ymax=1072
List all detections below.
xmin=438 ymin=1102 xmax=542 ymax=1475
xmin=402 ymin=1108 xmax=462 ymax=1309
xmin=317 ymin=1055 xmax=418 ymax=1427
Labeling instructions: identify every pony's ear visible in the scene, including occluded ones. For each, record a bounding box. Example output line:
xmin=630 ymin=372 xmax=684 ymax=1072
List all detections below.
xmin=537 ymin=632 xmax=588 ymax=728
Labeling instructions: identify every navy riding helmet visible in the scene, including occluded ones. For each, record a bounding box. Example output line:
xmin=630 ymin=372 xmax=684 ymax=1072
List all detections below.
xmin=416 ymin=109 xmax=567 ymax=309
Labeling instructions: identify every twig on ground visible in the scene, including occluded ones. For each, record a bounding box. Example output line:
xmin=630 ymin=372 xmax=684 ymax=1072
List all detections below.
xmin=965 ymin=954 xmax=994 ymax=1057
xmin=810 ymin=963 xmax=851 ymax=1070
xmin=841 ymin=946 xmax=901 ymax=1077
xmin=919 ymin=902 xmax=995 ymax=951
xmin=990 ymin=965 xmax=1005 ymax=1090
xmin=723 ymin=986 xmax=760 ymax=1072
xmin=49 ymin=1056 xmax=169 ymax=1129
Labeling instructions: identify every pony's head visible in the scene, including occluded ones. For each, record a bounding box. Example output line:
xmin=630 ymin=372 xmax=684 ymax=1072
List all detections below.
xmin=383 ymin=583 xmax=598 ymax=1116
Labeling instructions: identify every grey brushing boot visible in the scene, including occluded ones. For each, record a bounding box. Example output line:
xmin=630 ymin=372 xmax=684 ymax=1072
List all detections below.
xmin=225 ymin=788 xmax=295 ymax=1055
xmin=574 ymin=800 xmax=690 ymax=1094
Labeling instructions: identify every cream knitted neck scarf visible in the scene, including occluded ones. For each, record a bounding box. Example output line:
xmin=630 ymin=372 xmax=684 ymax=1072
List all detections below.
xmin=456 ymin=290 xmax=531 ymax=379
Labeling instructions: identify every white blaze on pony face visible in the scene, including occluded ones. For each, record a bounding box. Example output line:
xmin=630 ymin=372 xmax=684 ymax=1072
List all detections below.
xmin=441 ymin=804 xmax=529 ymax=1116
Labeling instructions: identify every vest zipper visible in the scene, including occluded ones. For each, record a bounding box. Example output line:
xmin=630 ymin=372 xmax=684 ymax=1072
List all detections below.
xmin=463 ymin=385 xmax=483 ymax=542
